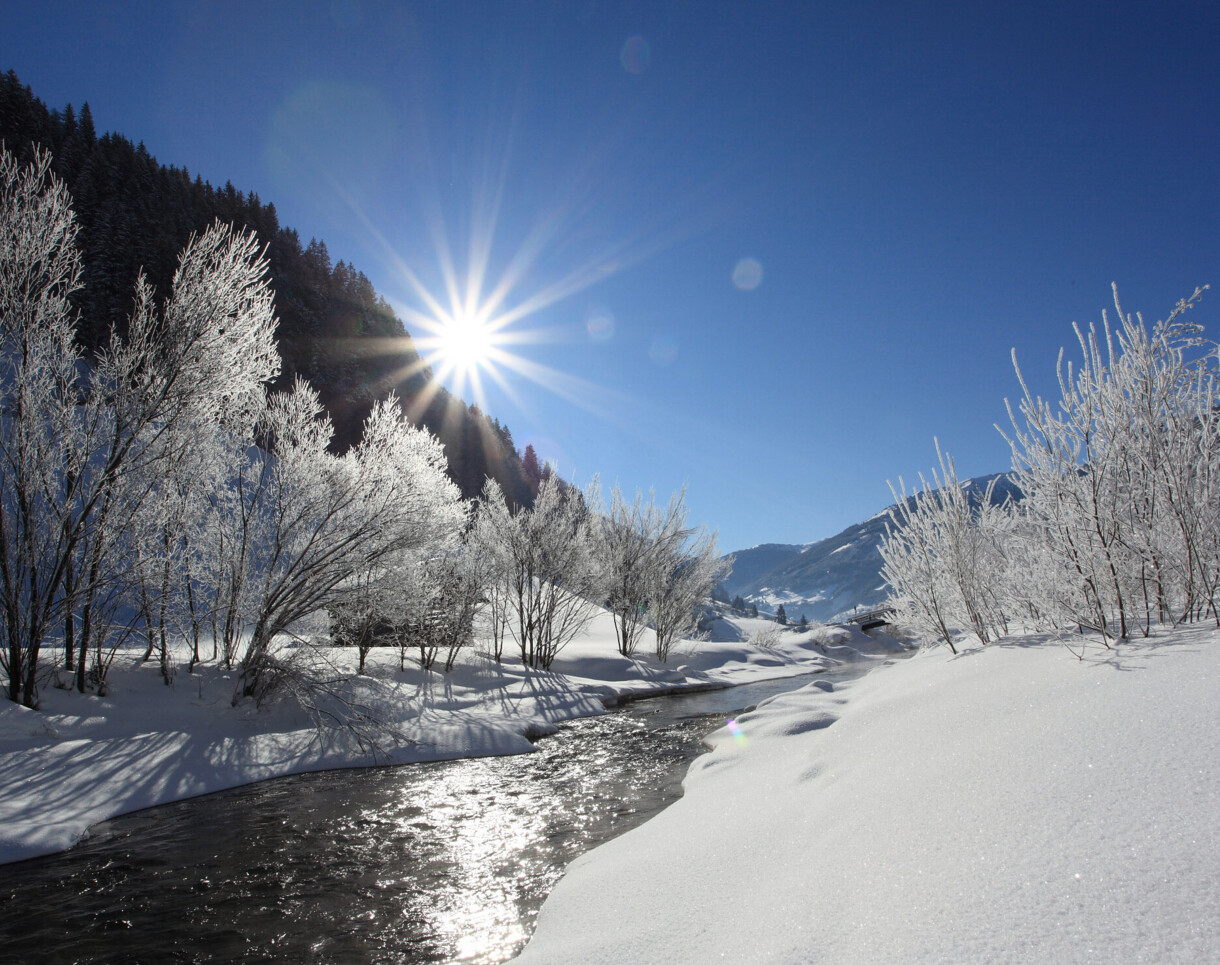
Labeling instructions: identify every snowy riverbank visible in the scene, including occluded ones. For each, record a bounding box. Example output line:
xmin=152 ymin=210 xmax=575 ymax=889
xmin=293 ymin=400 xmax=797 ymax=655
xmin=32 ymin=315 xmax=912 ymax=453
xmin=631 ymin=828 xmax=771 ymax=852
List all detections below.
xmin=514 ymin=625 xmax=1220 ymax=964
xmin=0 ymin=612 xmax=900 ymax=865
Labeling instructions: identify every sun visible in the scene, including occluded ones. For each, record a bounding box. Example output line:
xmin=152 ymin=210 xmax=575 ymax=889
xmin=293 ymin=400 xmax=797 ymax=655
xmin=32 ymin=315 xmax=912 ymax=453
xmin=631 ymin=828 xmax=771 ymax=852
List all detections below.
xmin=412 ymin=297 xmax=514 ymax=405
xmin=417 ymin=297 xmax=507 ymax=400
xmin=437 ymin=307 xmax=494 ymax=375
xmin=338 ymin=172 xmax=646 ymax=424
xmin=385 ymin=266 xmax=622 ymax=425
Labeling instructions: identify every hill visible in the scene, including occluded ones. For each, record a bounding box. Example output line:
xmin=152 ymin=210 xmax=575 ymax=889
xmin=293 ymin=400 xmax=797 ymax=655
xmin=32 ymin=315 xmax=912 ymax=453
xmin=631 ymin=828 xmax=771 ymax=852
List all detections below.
xmin=0 ymin=70 xmax=536 ymax=507
xmin=723 ymin=473 xmax=1021 ymax=623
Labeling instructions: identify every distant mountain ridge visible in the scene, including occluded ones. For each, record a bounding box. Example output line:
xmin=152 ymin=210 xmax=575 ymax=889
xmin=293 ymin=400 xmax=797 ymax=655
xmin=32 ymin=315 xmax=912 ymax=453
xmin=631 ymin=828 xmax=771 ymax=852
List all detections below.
xmin=722 ymin=473 xmax=1021 ymax=624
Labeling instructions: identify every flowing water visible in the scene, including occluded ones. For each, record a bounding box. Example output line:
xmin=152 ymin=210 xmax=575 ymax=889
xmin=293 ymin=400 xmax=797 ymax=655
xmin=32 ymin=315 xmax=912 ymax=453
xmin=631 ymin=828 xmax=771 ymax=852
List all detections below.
xmin=2 ymin=667 xmax=867 ymax=964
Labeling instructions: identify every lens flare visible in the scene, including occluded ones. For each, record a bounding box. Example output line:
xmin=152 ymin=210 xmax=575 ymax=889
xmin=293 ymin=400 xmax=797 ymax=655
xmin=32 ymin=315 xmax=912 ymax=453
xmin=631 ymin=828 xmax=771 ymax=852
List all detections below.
xmin=586 ymin=307 xmax=615 ymax=342
xmin=620 ymin=36 xmax=652 ymax=74
xmin=732 ymin=257 xmax=763 ymax=290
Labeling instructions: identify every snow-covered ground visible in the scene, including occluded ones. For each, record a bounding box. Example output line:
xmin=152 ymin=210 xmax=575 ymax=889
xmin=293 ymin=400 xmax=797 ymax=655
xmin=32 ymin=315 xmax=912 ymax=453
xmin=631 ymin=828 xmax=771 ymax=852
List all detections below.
xmin=514 ymin=626 xmax=1220 ymax=964
xmin=0 ymin=610 xmax=898 ymax=865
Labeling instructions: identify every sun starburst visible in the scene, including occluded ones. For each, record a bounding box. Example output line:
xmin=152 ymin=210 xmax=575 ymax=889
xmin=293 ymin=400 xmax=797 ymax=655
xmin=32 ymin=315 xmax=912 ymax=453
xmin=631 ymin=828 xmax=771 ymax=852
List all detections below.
xmin=324 ymin=153 xmax=677 ymax=436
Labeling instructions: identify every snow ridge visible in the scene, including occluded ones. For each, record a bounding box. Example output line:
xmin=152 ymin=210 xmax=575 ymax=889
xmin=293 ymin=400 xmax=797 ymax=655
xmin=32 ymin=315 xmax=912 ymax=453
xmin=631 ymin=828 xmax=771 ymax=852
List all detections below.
xmin=516 ymin=629 xmax=1220 ymax=964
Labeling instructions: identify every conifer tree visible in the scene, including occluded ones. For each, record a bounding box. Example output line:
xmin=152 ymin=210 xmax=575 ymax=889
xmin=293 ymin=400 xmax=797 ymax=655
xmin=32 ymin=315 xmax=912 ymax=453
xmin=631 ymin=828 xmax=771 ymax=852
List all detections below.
xmin=0 ymin=71 xmax=538 ymax=506
xmin=521 ymin=444 xmax=543 ymax=491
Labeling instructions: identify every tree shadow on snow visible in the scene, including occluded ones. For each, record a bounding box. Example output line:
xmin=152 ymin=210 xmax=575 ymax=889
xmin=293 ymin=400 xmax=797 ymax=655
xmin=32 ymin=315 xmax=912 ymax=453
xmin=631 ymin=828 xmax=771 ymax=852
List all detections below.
xmin=945 ymin=624 xmax=1213 ymax=673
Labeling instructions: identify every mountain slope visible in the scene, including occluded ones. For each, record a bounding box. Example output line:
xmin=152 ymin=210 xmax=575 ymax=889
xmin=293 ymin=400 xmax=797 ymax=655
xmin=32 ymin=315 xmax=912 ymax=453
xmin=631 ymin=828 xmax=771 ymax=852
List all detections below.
xmin=723 ymin=473 xmax=1021 ymax=623
xmin=720 ymin=543 xmax=808 ymax=594
xmin=0 ymin=70 xmax=537 ymax=507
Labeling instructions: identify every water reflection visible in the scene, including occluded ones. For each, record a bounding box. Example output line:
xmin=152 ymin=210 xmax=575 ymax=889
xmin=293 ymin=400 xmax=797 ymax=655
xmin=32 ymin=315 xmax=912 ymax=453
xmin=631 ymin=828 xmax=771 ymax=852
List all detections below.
xmin=2 ymin=670 xmax=860 ymax=964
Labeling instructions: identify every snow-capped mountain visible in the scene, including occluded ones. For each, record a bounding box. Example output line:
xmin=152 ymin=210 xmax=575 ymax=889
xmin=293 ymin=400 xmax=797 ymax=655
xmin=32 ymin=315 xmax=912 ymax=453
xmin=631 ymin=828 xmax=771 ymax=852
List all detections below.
xmin=721 ymin=473 xmax=1020 ymax=624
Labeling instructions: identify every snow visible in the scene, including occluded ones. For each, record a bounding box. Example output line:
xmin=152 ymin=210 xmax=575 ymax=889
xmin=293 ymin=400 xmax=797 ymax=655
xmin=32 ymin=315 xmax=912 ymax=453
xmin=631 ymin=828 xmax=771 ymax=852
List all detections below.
xmin=14 ymin=611 xmax=1212 ymax=963
xmin=752 ymin=588 xmax=828 ymax=611
xmin=0 ymin=610 xmax=898 ymax=865
xmin=514 ymin=627 xmax=1220 ymax=964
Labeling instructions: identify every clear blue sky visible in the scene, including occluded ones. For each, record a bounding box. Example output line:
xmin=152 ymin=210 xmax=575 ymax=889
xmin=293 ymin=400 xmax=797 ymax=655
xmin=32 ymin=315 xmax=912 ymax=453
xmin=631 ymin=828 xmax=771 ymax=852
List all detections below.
xmin=4 ymin=1 xmax=1219 ymax=551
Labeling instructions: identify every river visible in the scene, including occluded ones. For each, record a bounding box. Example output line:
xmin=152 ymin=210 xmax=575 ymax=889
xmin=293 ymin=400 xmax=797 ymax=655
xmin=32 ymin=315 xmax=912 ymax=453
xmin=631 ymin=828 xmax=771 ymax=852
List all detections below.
xmin=2 ymin=666 xmax=869 ymax=964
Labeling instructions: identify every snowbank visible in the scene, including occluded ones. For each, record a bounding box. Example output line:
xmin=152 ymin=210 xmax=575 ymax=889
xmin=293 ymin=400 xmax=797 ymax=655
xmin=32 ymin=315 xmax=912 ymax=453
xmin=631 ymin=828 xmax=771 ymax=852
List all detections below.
xmin=0 ymin=611 xmax=898 ymax=864
xmin=514 ymin=628 xmax=1220 ymax=964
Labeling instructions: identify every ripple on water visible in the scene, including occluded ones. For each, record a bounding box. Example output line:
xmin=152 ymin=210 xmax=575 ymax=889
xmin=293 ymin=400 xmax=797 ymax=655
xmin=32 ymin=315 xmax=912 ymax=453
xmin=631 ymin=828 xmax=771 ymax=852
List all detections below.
xmin=2 ymin=668 xmax=865 ymax=964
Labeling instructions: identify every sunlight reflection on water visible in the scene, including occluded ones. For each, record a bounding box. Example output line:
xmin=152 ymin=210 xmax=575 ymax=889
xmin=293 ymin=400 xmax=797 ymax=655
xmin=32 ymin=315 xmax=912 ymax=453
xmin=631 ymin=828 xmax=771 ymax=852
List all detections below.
xmin=3 ymin=670 xmax=862 ymax=964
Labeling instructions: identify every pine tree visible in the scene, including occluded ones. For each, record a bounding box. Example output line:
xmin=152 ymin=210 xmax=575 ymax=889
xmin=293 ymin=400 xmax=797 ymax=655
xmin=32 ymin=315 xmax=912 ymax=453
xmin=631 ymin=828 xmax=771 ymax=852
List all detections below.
xmin=776 ymin=604 xmax=788 ymax=625
xmin=77 ymin=102 xmax=96 ymax=144
xmin=0 ymin=71 xmax=550 ymax=514
xmin=521 ymin=444 xmax=543 ymax=492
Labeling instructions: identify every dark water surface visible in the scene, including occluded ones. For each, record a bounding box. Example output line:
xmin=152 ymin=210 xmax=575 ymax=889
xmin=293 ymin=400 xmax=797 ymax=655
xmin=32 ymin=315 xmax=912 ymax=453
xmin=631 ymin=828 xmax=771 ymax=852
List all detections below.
xmin=2 ymin=668 xmax=866 ymax=964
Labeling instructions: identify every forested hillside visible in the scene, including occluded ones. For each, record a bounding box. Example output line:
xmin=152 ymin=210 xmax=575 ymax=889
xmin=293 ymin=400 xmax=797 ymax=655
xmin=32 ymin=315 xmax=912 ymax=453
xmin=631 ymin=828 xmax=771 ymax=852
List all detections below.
xmin=0 ymin=70 xmax=535 ymax=507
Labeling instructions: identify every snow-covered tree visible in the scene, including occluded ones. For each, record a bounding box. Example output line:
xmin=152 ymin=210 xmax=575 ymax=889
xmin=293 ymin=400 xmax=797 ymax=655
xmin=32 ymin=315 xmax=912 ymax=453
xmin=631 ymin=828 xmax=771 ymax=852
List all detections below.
xmin=589 ymin=483 xmax=698 ymax=657
xmin=472 ymin=476 xmax=598 ymax=669
xmin=0 ymin=148 xmax=279 ymax=705
xmin=1001 ymin=285 xmax=1215 ymax=640
xmin=884 ymin=285 xmax=1219 ymax=651
xmin=0 ymin=148 xmax=92 ymax=704
xmin=881 ymin=445 xmax=1013 ymax=652
xmin=649 ymin=521 xmax=727 ymax=662
xmin=233 ymin=386 xmax=463 ymax=701
xmin=469 ymin=487 xmax=514 ymax=663
xmin=393 ymin=545 xmax=482 ymax=672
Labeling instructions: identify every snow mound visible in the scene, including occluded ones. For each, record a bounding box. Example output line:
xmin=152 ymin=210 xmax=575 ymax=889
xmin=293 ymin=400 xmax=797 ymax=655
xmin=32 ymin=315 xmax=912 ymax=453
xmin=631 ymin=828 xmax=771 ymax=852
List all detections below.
xmin=514 ymin=628 xmax=1220 ymax=964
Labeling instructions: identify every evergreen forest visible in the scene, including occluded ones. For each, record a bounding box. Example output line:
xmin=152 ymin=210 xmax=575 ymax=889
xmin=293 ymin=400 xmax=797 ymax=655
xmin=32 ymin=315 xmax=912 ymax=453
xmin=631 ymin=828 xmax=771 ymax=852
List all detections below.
xmin=0 ymin=70 xmax=537 ymax=508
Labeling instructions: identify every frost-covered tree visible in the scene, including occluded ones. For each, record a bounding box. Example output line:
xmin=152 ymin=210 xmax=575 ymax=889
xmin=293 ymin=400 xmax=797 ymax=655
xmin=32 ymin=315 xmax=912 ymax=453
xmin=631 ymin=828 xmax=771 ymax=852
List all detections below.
xmin=586 ymin=482 xmax=727 ymax=662
xmin=650 ymin=522 xmax=727 ymax=662
xmin=327 ymin=563 xmax=396 ymax=676
xmin=472 ymin=476 xmax=598 ymax=669
xmin=0 ymin=148 xmax=279 ymax=705
xmin=469 ymin=490 xmax=513 ymax=663
xmin=394 ymin=546 xmax=482 ymax=672
xmin=884 ymin=285 xmax=1219 ymax=652
xmin=0 ymin=148 xmax=92 ymax=704
xmin=232 ymin=386 xmax=463 ymax=701
xmin=1001 ymin=285 xmax=1215 ymax=640
xmin=590 ymin=484 xmax=695 ymax=657
xmin=329 ymin=530 xmax=480 ymax=676
xmin=881 ymin=445 xmax=1013 ymax=652
xmin=66 ymin=219 xmax=279 ymax=695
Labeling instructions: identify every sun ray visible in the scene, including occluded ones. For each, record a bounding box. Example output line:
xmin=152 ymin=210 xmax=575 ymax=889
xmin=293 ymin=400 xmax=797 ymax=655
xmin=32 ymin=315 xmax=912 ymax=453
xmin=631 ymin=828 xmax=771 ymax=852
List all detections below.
xmin=325 ymin=146 xmax=727 ymax=449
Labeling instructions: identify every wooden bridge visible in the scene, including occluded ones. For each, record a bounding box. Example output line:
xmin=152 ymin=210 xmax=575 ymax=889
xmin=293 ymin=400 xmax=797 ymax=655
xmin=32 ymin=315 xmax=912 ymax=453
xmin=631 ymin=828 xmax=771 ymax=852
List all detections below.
xmin=846 ymin=606 xmax=895 ymax=632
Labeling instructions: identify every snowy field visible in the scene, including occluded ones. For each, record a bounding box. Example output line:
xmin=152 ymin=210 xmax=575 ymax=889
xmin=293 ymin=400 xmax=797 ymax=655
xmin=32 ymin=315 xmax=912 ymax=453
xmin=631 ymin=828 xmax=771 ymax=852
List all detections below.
xmin=0 ymin=611 xmax=898 ymax=865
xmin=514 ymin=626 xmax=1219 ymax=964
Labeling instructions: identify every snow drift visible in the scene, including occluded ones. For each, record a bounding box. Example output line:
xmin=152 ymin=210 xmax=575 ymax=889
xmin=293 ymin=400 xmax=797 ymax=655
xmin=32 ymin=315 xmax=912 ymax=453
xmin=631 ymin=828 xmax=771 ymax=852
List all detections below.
xmin=514 ymin=628 xmax=1220 ymax=964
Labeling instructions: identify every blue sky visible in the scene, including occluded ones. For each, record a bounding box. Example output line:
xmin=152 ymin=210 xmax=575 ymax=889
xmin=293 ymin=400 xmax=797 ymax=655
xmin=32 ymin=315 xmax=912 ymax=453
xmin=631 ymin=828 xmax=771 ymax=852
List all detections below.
xmin=4 ymin=1 xmax=1219 ymax=551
